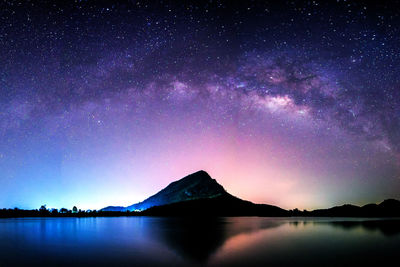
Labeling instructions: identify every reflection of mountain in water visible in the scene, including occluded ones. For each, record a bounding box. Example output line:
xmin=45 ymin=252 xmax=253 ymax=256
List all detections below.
xmin=148 ymin=218 xmax=400 ymax=264
xmin=325 ymin=220 xmax=400 ymax=237
xmin=148 ymin=217 xmax=285 ymax=263
xmin=289 ymin=219 xmax=400 ymax=237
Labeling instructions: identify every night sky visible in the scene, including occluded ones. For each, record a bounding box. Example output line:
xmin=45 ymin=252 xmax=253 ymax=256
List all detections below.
xmin=1 ymin=0 xmax=400 ymax=210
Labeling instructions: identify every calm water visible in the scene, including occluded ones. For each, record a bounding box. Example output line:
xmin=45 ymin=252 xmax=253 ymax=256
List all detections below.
xmin=0 ymin=217 xmax=399 ymax=266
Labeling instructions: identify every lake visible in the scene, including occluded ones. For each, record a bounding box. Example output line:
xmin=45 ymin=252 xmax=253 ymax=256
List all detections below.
xmin=0 ymin=217 xmax=399 ymax=266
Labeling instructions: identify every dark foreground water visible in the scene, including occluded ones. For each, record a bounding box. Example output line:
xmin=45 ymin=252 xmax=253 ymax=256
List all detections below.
xmin=0 ymin=217 xmax=399 ymax=266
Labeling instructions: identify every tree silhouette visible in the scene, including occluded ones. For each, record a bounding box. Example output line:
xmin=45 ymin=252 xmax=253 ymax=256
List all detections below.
xmin=60 ymin=208 xmax=68 ymax=213
xmin=39 ymin=205 xmax=50 ymax=215
xmin=39 ymin=205 xmax=47 ymax=212
xmin=51 ymin=208 xmax=59 ymax=214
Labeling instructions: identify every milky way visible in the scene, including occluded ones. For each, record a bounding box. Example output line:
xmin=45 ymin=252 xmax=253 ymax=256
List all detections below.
xmin=1 ymin=0 xmax=400 ymax=210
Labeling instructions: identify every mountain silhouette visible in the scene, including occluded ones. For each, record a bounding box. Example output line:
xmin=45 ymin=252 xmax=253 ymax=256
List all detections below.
xmin=102 ymin=170 xmax=226 ymax=211
xmin=100 ymin=170 xmax=400 ymax=217
xmin=308 ymin=199 xmax=400 ymax=217
xmin=102 ymin=170 xmax=289 ymax=216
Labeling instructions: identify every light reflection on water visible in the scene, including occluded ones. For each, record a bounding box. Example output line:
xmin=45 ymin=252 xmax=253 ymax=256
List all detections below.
xmin=0 ymin=217 xmax=399 ymax=266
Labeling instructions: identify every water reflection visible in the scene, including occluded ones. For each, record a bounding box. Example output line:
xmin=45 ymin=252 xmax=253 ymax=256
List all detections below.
xmin=210 ymin=218 xmax=400 ymax=266
xmin=0 ymin=217 xmax=399 ymax=266
xmin=147 ymin=217 xmax=285 ymax=263
xmin=151 ymin=218 xmax=400 ymax=265
xmin=286 ymin=218 xmax=400 ymax=236
xmin=322 ymin=220 xmax=400 ymax=236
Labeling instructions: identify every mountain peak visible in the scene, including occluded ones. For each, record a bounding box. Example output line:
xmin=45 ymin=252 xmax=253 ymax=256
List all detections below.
xmin=182 ymin=170 xmax=212 ymax=180
xmin=173 ymin=170 xmax=213 ymax=184
xmin=380 ymin=199 xmax=400 ymax=207
xmin=190 ymin=170 xmax=210 ymax=177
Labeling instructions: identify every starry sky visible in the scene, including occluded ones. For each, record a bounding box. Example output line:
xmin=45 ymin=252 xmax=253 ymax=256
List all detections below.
xmin=1 ymin=0 xmax=400 ymax=211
